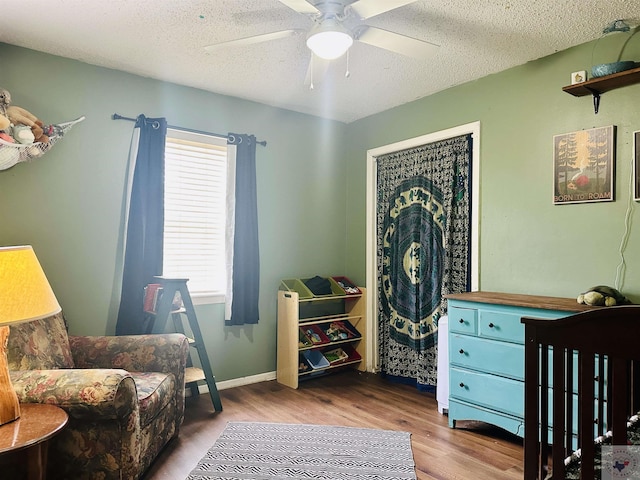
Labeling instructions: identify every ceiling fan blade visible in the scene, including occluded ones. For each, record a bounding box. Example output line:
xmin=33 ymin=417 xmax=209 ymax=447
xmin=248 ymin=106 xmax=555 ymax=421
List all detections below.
xmin=278 ymin=0 xmax=320 ymax=15
xmin=304 ymin=54 xmax=331 ymax=88
xmin=349 ymin=0 xmax=417 ymax=19
xmin=355 ymin=26 xmax=439 ymax=59
xmin=204 ymin=29 xmax=303 ymax=52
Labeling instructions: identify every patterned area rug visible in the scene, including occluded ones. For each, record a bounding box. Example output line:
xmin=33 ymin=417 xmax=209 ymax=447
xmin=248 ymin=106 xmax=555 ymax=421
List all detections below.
xmin=188 ymin=422 xmax=417 ymax=479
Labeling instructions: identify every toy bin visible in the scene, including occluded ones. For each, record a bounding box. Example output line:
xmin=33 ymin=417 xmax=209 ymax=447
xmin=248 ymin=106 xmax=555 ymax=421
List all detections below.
xmin=332 ymin=276 xmax=361 ymax=295
xmin=342 ymin=344 xmax=362 ymax=362
xmin=302 ymin=349 xmax=330 ymax=370
xmin=280 ymin=278 xmax=313 ymax=299
xmin=318 ymin=319 xmax=361 ymax=341
xmin=299 ymin=324 xmax=330 ymax=346
xmin=298 ymin=353 xmax=313 ymax=373
xmin=299 ymin=276 xmax=345 ymax=297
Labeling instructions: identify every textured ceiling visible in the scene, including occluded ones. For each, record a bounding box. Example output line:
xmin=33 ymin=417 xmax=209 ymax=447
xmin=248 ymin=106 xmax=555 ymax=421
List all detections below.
xmin=0 ymin=0 xmax=638 ymax=123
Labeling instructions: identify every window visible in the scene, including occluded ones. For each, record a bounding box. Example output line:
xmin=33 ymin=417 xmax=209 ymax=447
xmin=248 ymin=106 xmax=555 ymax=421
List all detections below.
xmin=163 ymin=128 xmax=232 ymax=304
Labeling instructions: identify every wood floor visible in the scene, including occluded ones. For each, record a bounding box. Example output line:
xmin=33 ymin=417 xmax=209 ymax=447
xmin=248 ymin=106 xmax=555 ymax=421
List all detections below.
xmin=144 ymin=370 xmax=524 ymax=480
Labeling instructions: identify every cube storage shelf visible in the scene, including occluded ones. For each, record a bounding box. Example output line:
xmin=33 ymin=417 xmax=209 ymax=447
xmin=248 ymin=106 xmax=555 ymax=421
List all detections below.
xmin=277 ymin=277 xmax=366 ymax=389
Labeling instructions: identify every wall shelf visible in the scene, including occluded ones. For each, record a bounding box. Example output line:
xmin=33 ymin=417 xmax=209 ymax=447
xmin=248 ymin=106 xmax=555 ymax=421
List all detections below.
xmin=562 ymin=65 xmax=640 ymax=113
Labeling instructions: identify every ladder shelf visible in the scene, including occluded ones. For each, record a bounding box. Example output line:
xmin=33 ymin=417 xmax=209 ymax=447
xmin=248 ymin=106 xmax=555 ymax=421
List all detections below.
xmin=144 ymin=277 xmax=222 ymax=412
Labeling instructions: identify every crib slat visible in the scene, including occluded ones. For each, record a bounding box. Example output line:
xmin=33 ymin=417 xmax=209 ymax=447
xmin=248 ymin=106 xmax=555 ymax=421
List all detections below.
xmin=611 ymin=357 xmax=629 ymax=447
xmin=540 ymin=343 xmax=550 ymax=479
xmin=579 ymin=353 xmax=595 ymax=479
xmin=597 ymin=353 xmax=605 ymax=437
xmin=565 ymin=350 xmax=574 ymax=452
xmin=552 ymin=345 xmax=566 ymax=477
xmin=524 ymin=329 xmax=542 ymax=480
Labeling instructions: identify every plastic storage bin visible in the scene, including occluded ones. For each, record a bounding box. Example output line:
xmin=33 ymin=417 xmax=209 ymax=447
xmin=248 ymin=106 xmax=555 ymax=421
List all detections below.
xmin=299 ymin=325 xmax=330 ymax=346
xmin=280 ymin=279 xmax=314 ymax=299
xmin=301 ymin=276 xmax=346 ymax=297
xmin=302 ymin=349 xmax=330 ymax=370
xmin=332 ymin=276 xmax=362 ymax=295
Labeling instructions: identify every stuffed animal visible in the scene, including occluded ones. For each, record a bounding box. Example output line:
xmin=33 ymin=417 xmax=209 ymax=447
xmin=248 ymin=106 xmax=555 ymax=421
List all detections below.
xmin=0 ymin=88 xmax=10 ymax=117
xmin=0 ymin=89 xmax=9 ymax=132
xmin=11 ymin=124 xmax=35 ymax=144
xmin=577 ymin=285 xmax=631 ymax=307
xmin=7 ymin=105 xmax=49 ymax=143
xmin=0 ymin=114 xmax=9 ymax=132
xmin=0 ymin=87 xmax=49 ymax=144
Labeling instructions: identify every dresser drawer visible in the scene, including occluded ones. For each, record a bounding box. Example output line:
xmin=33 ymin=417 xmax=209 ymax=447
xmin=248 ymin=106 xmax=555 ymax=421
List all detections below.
xmin=448 ymin=306 xmax=477 ymax=335
xmin=478 ymin=310 xmax=524 ymax=344
xmin=450 ymin=367 xmax=523 ymax=418
xmin=450 ymin=335 xmax=524 ymax=380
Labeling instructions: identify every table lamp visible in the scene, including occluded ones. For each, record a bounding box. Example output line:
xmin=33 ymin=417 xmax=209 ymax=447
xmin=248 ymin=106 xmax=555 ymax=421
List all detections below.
xmin=0 ymin=245 xmax=61 ymax=425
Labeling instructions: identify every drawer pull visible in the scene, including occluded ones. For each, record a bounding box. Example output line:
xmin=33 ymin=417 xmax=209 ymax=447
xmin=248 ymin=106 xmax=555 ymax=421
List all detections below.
xmin=458 ymin=318 xmax=464 ymax=324
xmin=459 ymin=382 xmax=465 ymax=388
xmin=459 ymin=349 xmax=465 ymax=354
xmin=488 ymin=322 xmax=495 ymax=328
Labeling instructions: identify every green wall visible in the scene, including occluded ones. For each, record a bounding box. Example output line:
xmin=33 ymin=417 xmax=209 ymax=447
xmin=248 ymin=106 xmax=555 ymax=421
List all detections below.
xmin=1 ymin=30 xmax=640 ymax=383
xmin=0 ymin=43 xmax=346 ymax=382
xmin=345 ymin=30 xmax=640 ymax=302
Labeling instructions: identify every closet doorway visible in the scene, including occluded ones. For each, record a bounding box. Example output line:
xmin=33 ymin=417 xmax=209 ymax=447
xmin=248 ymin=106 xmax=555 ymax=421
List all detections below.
xmin=364 ymin=122 xmax=480 ymax=387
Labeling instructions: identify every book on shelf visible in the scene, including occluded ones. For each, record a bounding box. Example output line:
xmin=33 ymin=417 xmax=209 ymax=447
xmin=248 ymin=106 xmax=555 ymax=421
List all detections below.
xmin=143 ymin=284 xmax=163 ymax=313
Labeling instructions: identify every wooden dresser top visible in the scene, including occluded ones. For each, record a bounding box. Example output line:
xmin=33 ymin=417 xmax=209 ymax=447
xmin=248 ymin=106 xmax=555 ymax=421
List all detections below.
xmin=445 ymin=291 xmax=596 ymax=313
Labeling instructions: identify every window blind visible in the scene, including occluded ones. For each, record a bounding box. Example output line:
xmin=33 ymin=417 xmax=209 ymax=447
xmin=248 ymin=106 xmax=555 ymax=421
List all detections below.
xmin=163 ymin=128 xmax=227 ymax=298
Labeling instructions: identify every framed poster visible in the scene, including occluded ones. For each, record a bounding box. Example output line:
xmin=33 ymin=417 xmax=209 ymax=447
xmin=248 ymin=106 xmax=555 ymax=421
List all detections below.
xmin=553 ymin=125 xmax=615 ymax=204
xmin=634 ymin=130 xmax=640 ymax=201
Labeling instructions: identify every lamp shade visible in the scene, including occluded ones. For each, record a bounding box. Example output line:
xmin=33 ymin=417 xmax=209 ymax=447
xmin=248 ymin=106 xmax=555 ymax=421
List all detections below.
xmin=0 ymin=245 xmax=60 ymax=325
xmin=0 ymin=245 xmax=60 ymax=424
xmin=306 ymin=18 xmax=353 ymax=60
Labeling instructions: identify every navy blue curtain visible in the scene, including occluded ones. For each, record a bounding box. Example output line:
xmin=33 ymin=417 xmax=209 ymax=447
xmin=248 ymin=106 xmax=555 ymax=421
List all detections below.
xmin=226 ymin=133 xmax=260 ymax=326
xmin=116 ymin=115 xmax=167 ymax=335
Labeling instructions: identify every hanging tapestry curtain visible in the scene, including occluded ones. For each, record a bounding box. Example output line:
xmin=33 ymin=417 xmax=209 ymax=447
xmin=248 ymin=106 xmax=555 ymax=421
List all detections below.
xmin=376 ymin=134 xmax=472 ymax=390
xmin=115 ymin=115 xmax=167 ymax=335
xmin=225 ymin=133 xmax=260 ymax=326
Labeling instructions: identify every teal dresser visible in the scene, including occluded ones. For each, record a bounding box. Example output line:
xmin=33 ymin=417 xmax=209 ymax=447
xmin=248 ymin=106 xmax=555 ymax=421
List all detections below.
xmin=446 ymin=292 xmax=592 ymax=437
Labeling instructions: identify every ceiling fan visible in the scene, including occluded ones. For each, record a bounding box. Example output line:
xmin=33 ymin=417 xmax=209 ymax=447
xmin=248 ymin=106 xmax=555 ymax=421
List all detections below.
xmin=204 ymin=0 xmax=439 ymax=86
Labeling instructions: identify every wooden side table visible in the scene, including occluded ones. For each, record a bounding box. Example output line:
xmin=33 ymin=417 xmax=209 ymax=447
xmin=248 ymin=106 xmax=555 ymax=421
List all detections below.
xmin=0 ymin=403 xmax=68 ymax=480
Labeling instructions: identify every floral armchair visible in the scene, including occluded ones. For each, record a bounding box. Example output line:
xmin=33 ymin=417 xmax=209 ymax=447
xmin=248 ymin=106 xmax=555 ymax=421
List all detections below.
xmin=6 ymin=312 xmax=189 ymax=480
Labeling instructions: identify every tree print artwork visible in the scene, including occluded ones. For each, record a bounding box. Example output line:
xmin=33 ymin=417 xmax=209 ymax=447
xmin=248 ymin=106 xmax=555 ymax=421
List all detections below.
xmin=553 ymin=125 xmax=615 ymax=204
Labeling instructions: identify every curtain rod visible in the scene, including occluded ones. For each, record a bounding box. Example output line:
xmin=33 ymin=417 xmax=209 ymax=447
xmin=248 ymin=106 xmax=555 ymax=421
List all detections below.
xmin=111 ymin=113 xmax=267 ymax=146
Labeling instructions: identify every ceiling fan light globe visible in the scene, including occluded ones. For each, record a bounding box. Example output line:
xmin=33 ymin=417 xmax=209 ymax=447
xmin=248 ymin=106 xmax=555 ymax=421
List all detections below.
xmin=306 ymin=30 xmax=353 ymax=60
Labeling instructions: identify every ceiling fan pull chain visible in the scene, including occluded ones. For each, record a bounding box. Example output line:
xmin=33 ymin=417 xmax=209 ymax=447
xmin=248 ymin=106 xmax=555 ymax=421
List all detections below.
xmin=310 ymin=55 xmax=315 ymax=90
xmin=345 ymin=50 xmax=351 ymax=78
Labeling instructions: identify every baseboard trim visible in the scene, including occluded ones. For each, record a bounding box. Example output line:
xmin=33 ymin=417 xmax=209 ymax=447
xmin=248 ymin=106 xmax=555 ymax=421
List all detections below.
xmin=186 ymin=371 xmax=276 ymax=396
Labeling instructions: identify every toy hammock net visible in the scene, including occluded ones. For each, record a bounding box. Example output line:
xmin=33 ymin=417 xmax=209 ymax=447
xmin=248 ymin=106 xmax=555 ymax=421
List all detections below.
xmin=0 ymin=116 xmax=85 ymax=171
